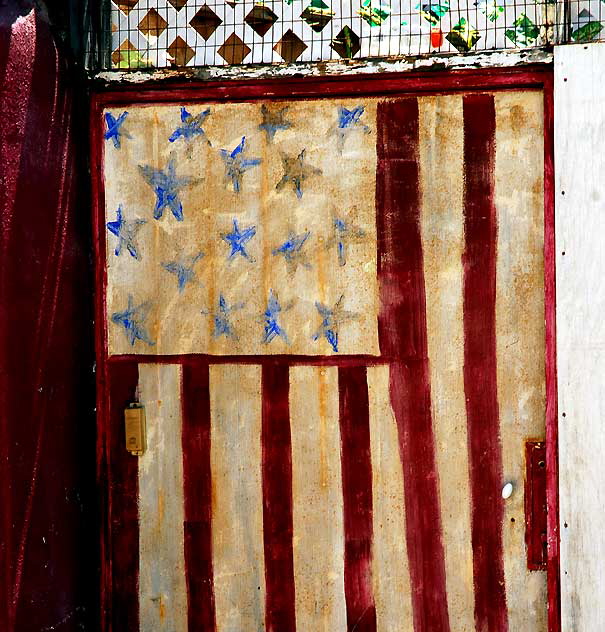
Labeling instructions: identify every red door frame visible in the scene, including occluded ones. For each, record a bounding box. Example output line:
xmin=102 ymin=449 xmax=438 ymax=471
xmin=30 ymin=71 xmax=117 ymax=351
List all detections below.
xmin=90 ymin=64 xmax=559 ymax=632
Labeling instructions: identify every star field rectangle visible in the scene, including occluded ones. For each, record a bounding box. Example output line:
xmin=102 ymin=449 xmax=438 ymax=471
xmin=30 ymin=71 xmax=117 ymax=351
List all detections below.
xmin=102 ymin=99 xmax=379 ymax=356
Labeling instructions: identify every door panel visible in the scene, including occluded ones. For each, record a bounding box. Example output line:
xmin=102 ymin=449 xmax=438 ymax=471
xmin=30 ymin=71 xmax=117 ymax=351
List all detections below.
xmin=97 ymin=86 xmax=548 ymax=631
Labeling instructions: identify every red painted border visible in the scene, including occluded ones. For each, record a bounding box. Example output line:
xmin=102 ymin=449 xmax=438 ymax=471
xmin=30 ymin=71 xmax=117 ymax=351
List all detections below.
xmin=91 ymin=65 xmax=560 ymax=632
xmin=542 ymin=72 xmax=561 ymax=632
xmin=91 ymin=92 xmax=114 ymax=632
xmin=92 ymin=66 xmax=549 ymax=106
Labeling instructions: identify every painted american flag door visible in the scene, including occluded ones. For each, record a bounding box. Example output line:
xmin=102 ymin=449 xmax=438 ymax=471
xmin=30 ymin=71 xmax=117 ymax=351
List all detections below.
xmin=98 ymin=88 xmax=548 ymax=631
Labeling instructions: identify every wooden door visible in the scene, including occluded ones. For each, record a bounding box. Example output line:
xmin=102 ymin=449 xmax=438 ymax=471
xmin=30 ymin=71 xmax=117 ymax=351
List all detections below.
xmin=93 ymin=70 xmax=557 ymax=632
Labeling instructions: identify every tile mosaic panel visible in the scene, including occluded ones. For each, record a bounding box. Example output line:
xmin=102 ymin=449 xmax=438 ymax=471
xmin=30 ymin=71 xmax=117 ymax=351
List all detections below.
xmin=109 ymin=0 xmax=549 ymax=68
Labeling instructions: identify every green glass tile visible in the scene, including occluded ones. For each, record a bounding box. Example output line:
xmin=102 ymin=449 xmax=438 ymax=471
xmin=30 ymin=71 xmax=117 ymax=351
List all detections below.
xmin=571 ymin=20 xmax=603 ymax=42
xmin=417 ymin=0 xmax=450 ymax=24
xmin=477 ymin=0 xmax=504 ymax=22
xmin=358 ymin=0 xmax=391 ymax=26
xmin=505 ymin=14 xmax=540 ymax=45
xmin=446 ymin=17 xmax=480 ymax=51
xmin=115 ymin=50 xmax=153 ymax=68
xmin=301 ymin=0 xmax=335 ymax=32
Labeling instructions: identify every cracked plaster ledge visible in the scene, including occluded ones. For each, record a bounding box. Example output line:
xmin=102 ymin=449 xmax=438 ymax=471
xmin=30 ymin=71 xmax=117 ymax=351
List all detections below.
xmin=92 ymin=48 xmax=553 ymax=85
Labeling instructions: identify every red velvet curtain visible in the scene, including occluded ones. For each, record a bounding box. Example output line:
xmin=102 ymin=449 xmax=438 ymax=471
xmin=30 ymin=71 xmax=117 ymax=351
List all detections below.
xmin=0 ymin=5 xmax=96 ymax=630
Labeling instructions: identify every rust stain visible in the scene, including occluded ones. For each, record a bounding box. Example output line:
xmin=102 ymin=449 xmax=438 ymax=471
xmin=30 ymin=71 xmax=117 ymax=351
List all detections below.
xmin=260 ymin=106 xmax=270 ymax=302
xmin=159 ymin=595 xmax=166 ymax=623
xmin=509 ymin=104 xmax=528 ymax=135
xmin=205 ymin=136 xmax=216 ymax=354
xmin=318 ymin=369 xmax=328 ymax=489
xmin=157 ymin=490 xmax=165 ymax=527
xmin=210 ymin=475 xmax=218 ymax=522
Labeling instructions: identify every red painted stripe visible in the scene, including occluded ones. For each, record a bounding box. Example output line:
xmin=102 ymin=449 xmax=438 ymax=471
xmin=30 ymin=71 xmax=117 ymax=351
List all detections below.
xmin=338 ymin=366 xmax=377 ymax=632
xmin=462 ymin=93 xmax=508 ymax=632
xmin=261 ymin=362 xmax=296 ymax=632
xmin=181 ymin=360 xmax=216 ymax=632
xmin=107 ymin=362 xmax=140 ymax=632
xmin=376 ymin=98 xmax=450 ymax=632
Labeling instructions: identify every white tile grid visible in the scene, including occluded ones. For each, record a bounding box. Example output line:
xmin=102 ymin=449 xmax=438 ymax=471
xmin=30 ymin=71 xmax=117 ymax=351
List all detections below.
xmin=110 ymin=0 xmax=547 ymax=68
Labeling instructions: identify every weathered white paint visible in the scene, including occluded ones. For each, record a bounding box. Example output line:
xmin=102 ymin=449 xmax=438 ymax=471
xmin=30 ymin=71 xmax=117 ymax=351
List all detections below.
xmin=289 ymin=366 xmax=347 ymax=632
xmin=555 ymin=42 xmax=605 ymax=632
xmin=209 ymin=364 xmax=266 ymax=632
xmin=418 ymin=95 xmax=475 ymax=631
xmin=138 ymin=363 xmax=187 ymax=632
xmin=367 ymin=365 xmax=414 ymax=632
xmin=94 ymin=49 xmax=553 ymax=86
xmin=494 ymin=90 xmax=547 ymax=631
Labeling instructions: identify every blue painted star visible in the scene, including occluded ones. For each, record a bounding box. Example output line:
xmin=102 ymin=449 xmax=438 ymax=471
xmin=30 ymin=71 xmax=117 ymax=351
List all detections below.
xmin=333 ymin=105 xmax=370 ymax=152
xmin=138 ymin=158 xmax=197 ymax=221
xmin=258 ymin=104 xmax=291 ymax=142
xmin=327 ymin=217 xmax=366 ymax=266
xmin=169 ymin=107 xmax=211 ymax=145
xmin=104 ymin=111 xmax=131 ymax=149
xmin=222 ymin=219 xmax=257 ymax=261
xmin=262 ymin=290 xmax=292 ymax=344
xmin=161 ymin=251 xmax=204 ymax=292
xmin=311 ymin=295 xmax=356 ymax=353
xmin=106 ymin=205 xmax=146 ymax=260
xmin=272 ymin=230 xmax=311 ymax=273
xmin=219 ymin=136 xmax=261 ymax=193
xmin=111 ymin=295 xmax=155 ymax=347
xmin=275 ymin=149 xmax=322 ymax=199
xmin=202 ymin=294 xmax=245 ymax=339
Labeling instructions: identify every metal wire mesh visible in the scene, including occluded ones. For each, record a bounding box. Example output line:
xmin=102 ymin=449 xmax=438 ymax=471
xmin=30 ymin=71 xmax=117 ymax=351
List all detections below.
xmin=85 ymin=0 xmax=578 ymax=71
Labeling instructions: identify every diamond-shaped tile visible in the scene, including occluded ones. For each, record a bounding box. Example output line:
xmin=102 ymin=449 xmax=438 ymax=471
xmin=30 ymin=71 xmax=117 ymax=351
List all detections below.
xmin=418 ymin=0 xmax=450 ymax=25
xmin=301 ymin=0 xmax=334 ymax=33
xmin=273 ymin=29 xmax=307 ymax=62
xmin=572 ymin=20 xmax=603 ymax=42
xmin=218 ymin=33 xmax=252 ymax=64
xmin=476 ymin=0 xmax=504 ymax=22
xmin=357 ymin=0 xmax=390 ymax=27
xmin=111 ymin=39 xmax=153 ymax=68
xmin=245 ymin=5 xmax=279 ymax=37
xmin=446 ymin=17 xmax=480 ymax=51
xmin=504 ymin=13 xmax=540 ymax=46
xmin=190 ymin=5 xmax=223 ymax=40
xmin=138 ymin=8 xmax=168 ymax=37
xmin=167 ymin=36 xmax=195 ymax=66
xmin=331 ymin=26 xmax=360 ymax=58
xmin=116 ymin=0 xmax=138 ymax=15
xmin=166 ymin=0 xmax=188 ymax=9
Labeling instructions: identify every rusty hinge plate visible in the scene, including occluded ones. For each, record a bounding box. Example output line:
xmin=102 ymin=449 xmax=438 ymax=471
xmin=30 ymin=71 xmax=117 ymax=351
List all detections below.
xmin=525 ymin=440 xmax=547 ymax=571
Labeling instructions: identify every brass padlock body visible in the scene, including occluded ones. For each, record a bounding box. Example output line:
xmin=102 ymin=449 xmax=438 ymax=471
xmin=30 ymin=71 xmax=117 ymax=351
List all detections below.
xmin=124 ymin=404 xmax=146 ymax=456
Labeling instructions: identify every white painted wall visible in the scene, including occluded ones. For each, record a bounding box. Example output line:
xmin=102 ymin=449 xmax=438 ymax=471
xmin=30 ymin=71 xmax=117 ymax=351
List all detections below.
xmin=555 ymin=42 xmax=605 ymax=632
